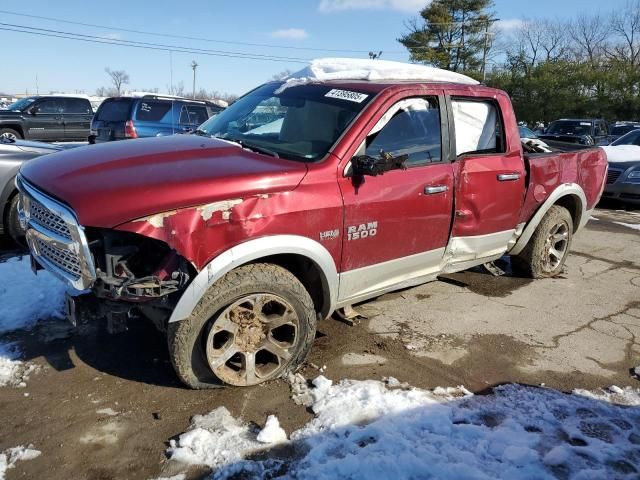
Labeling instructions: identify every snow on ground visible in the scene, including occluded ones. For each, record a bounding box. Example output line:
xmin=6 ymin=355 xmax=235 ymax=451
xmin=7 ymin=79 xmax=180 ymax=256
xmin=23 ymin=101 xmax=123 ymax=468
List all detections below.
xmin=256 ymin=415 xmax=287 ymax=444
xmin=0 ymin=341 xmax=37 ymax=387
xmin=614 ymin=221 xmax=640 ymax=231
xmin=0 ymin=445 xmax=41 ymax=480
xmin=167 ymin=377 xmax=640 ymax=480
xmin=0 ymin=256 xmax=66 ymax=334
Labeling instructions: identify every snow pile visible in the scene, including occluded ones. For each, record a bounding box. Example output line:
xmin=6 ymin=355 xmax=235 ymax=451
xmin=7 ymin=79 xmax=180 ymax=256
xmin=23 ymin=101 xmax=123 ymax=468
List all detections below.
xmin=167 ymin=407 xmax=265 ymax=469
xmin=198 ymin=378 xmax=640 ymax=480
xmin=277 ymin=58 xmax=478 ymax=93
xmin=0 ymin=341 xmax=37 ymax=387
xmin=0 ymin=445 xmax=41 ymax=480
xmin=601 ymin=145 xmax=640 ymax=163
xmin=256 ymin=415 xmax=287 ymax=444
xmin=0 ymin=257 xmax=66 ymax=334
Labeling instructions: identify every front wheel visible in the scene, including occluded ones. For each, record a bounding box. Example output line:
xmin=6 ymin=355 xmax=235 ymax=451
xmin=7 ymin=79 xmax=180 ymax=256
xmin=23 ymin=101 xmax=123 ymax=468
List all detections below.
xmin=0 ymin=128 xmax=22 ymax=141
xmin=167 ymin=263 xmax=317 ymax=388
xmin=511 ymin=205 xmax=573 ymax=278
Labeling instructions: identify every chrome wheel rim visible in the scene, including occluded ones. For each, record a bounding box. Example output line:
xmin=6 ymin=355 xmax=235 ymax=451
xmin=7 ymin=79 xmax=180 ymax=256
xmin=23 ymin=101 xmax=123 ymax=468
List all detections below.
xmin=543 ymin=222 xmax=569 ymax=272
xmin=0 ymin=131 xmax=17 ymax=141
xmin=205 ymin=294 xmax=299 ymax=386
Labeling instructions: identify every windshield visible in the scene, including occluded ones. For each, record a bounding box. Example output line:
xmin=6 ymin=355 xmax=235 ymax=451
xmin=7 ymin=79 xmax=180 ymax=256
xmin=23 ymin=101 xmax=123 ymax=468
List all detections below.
xmin=197 ymin=83 xmax=373 ymax=161
xmin=611 ymin=129 xmax=640 ymax=146
xmin=547 ymin=121 xmax=593 ymax=136
xmin=7 ymin=97 xmax=36 ymax=112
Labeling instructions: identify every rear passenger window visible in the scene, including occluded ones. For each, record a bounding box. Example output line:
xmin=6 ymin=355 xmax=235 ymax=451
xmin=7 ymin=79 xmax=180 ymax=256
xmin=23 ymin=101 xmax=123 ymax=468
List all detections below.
xmin=62 ymin=98 xmax=92 ymax=114
xmin=136 ymin=101 xmax=172 ymax=122
xmin=452 ymin=99 xmax=505 ymax=156
xmin=179 ymin=105 xmax=209 ymax=125
xmin=365 ymin=97 xmax=442 ymax=166
xmin=37 ymin=99 xmax=63 ymax=114
xmin=96 ymin=100 xmax=132 ymax=121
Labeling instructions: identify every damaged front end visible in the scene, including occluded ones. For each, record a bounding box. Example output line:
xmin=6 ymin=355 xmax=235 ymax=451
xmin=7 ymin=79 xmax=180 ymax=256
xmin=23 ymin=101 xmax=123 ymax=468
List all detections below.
xmin=70 ymin=228 xmax=194 ymax=333
xmin=18 ymin=174 xmax=194 ymax=333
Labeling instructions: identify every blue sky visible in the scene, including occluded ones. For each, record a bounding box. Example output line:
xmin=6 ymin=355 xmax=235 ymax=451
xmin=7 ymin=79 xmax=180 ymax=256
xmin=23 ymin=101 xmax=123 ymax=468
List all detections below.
xmin=0 ymin=0 xmax=628 ymax=97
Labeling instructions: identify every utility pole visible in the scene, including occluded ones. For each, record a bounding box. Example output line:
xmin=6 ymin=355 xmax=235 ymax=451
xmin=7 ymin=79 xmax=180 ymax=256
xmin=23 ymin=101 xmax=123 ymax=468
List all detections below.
xmin=170 ymin=51 xmax=174 ymax=95
xmin=191 ymin=60 xmax=198 ymax=99
xmin=481 ymin=18 xmax=498 ymax=83
xmin=35 ymin=74 xmax=39 ymax=95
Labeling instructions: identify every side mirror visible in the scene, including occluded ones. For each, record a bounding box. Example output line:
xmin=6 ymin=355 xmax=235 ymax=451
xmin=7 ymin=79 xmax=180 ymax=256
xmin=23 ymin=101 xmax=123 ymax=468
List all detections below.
xmin=352 ymin=151 xmax=408 ymax=177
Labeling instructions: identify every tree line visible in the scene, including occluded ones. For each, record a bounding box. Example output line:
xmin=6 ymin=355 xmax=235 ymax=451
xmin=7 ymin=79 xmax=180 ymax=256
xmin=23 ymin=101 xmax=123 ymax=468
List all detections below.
xmin=400 ymin=0 xmax=640 ymax=124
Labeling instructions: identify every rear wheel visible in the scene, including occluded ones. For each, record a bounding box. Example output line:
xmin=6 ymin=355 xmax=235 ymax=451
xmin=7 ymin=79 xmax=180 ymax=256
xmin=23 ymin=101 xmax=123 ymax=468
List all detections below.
xmin=512 ymin=205 xmax=573 ymax=278
xmin=0 ymin=128 xmax=22 ymax=141
xmin=167 ymin=263 xmax=317 ymax=388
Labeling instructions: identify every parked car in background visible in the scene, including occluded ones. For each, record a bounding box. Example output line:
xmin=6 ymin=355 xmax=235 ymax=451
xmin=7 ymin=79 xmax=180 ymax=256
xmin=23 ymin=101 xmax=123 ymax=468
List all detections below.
xmin=538 ymin=118 xmax=609 ymax=146
xmin=0 ymin=137 xmax=62 ymax=243
xmin=601 ymin=129 xmax=640 ymax=205
xmin=17 ymin=58 xmax=607 ymax=388
xmin=0 ymin=95 xmax=94 ymax=142
xmin=89 ymin=95 xmax=224 ymax=143
xmin=608 ymin=121 xmax=640 ymax=144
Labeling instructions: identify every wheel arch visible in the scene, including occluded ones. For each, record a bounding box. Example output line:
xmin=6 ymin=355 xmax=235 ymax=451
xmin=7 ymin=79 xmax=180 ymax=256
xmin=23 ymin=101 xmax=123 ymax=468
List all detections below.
xmin=509 ymin=183 xmax=587 ymax=256
xmin=0 ymin=125 xmax=25 ymax=138
xmin=168 ymin=235 xmax=338 ymax=324
xmin=0 ymin=174 xmax=19 ymax=235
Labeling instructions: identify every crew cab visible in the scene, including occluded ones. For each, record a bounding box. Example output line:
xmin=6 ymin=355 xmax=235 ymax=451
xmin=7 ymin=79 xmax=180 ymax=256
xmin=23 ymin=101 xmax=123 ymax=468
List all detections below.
xmin=0 ymin=95 xmax=94 ymax=142
xmin=16 ymin=59 xmax=608 ymax=389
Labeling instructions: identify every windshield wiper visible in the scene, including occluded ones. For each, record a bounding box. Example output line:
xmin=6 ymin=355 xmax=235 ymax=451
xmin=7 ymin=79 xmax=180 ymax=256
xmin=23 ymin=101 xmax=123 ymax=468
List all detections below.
xmin=218 ymin=136 xmax=280 ymax=158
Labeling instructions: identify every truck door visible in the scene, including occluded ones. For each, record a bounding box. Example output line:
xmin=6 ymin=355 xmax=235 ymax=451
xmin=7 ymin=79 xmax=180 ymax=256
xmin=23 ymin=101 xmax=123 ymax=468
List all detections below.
xmin=27 ymin=98 xmax=65 ymax=141
xmin=337 ymin=94 xmax=454 ymax=303
xmin=446 ymin=94 xmax=526 ymax=261
xmin=62 ymin=98 xmax=93 ymax=140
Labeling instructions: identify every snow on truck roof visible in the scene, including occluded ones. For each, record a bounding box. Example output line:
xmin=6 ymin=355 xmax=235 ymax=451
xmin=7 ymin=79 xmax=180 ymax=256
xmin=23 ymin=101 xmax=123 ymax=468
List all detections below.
xmin=277 ymin=58 xmax=479 ymax=92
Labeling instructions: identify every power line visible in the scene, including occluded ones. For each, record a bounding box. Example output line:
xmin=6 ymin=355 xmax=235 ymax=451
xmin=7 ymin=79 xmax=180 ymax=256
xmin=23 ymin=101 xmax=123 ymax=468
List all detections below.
xmin=0 ymin=9 xmax=385 ymax=55
xmin=0 ymin=23 xmax=312 ymax=63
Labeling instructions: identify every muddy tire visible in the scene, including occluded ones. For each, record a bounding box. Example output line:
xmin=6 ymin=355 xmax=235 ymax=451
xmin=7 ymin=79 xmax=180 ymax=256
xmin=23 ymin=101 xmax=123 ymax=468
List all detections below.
xmin=167 ymin=263 xmax=317 ymax=389
xmin=6 ymin=193 xmax=25 ymax=246
xmin=0 ymin=128 xmax=22 ymax=141
xmin=512 ymin=205 xmax=573 ymax=279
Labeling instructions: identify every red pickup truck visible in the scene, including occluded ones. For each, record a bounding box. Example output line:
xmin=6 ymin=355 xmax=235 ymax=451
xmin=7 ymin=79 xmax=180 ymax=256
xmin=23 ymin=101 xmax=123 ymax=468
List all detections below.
xmin=17 ymin=68 xmax=607 ymax=388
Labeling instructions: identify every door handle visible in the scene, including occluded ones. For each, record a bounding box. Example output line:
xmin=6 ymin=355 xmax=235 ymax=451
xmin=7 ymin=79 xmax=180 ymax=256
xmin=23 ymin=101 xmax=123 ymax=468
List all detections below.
xmin=497 ymin=173 xmax=521 ymax=181
xmin=424 ymin=185 xmax=448 ymax=195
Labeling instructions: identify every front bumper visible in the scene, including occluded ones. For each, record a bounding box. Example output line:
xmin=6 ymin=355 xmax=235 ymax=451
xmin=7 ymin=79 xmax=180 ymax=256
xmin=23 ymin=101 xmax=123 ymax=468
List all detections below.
xmin=16 ymin=175 xmax=97 ymax=290
xmin=603 ymin=166 xmax=640 ymax=204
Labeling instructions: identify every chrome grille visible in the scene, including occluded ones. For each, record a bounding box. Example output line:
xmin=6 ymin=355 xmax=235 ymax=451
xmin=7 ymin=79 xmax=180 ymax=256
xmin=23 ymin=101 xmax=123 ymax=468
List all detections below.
xmin=29 ymin=198 xmax=72 ymax=239
xmin=607 ymin=169 xmax=623 ymax=184
xmin=34 ymin=237 xmax=81 ymax=279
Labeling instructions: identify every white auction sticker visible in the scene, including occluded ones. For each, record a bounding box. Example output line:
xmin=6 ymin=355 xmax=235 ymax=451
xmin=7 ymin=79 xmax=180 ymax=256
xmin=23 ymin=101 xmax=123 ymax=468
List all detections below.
xmin=325 ymin=89 xmax=369 ymax=103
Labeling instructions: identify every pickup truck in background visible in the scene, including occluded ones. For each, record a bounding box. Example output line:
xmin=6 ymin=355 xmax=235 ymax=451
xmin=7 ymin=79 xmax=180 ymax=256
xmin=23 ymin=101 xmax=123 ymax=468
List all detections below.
xmin=537 ymin=118 xmax=609 ymax=148
xmin=0 ymin=95 xmax=94 ymax=142
xmin=16 ymin=60 xmax=608 ymax=389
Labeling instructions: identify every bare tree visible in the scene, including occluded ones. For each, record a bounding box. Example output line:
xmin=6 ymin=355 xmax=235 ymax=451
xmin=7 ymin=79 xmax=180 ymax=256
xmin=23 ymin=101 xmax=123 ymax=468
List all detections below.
xmin=105 ymin=68 xmax=130 ymax=95
xmin=569 ymin=14 xmax=610 ymax=65
xmin=609 ymin=0 xmax=640 ymax=66
xmin=270 ymin=69 xmax=293 ymax=81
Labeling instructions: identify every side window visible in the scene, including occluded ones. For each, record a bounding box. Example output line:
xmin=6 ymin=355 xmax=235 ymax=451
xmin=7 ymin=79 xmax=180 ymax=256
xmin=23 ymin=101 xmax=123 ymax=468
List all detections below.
xmin=365 ymin=97 xmax=442 ymax=166
xmin=62 ymin=98 xmax=92 ymax=114
xmin=136 ymin=101 xmax=173 ymax=122
xmin=179 ymin=105 xmax=209 ymax=125
xmin=451 ymin=99 xmax=505 ymax=156
xmin=37 ymin=99 xmax=62 ymax=114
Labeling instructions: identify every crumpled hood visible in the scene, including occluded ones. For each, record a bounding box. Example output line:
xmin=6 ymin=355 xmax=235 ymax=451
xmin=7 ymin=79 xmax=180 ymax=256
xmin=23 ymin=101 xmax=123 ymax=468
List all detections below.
xmin=20 ymin=135 xmax=308 ymax=228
